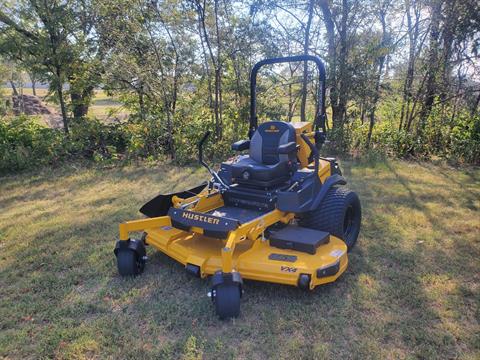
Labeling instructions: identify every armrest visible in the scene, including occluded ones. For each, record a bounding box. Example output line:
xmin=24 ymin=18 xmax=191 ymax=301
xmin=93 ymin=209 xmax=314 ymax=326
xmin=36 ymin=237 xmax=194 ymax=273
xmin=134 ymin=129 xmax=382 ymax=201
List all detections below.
xmin=232 ymin=139 xmax=250 ymax=151
xmin=278 ymin=141 xmax=297 ymax=154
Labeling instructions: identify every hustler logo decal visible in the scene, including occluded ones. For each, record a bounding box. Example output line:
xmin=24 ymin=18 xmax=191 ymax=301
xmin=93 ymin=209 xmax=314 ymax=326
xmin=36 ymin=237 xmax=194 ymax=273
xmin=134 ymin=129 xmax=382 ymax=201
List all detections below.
xmin=182 ymin=211 xmax=220 ymax=225
xmin=265 ymin=124 xmax=280 ymax=133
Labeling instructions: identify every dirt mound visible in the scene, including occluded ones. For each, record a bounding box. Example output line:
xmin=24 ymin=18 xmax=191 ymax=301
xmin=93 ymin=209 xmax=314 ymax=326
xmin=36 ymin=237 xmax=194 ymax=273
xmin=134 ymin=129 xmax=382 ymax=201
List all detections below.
xmin=12 ymin=94 xmax=63 ymax=128
xmin=13 ymin=94 xmax=52 ymax=115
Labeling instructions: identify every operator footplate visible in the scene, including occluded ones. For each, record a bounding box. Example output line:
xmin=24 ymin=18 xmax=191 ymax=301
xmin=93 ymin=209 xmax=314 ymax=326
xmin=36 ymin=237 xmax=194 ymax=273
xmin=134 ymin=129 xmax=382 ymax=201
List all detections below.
xmin=269 ymin=225 xmax=330 ymax=255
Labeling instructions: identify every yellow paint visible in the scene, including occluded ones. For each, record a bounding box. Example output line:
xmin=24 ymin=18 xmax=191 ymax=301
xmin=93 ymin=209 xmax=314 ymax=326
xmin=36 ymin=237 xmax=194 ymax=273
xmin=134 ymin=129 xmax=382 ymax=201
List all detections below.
xmin=292 ymin=122 xmax=313 ymax=168
xmin=120 ymin=205 xmax=347 ymax=288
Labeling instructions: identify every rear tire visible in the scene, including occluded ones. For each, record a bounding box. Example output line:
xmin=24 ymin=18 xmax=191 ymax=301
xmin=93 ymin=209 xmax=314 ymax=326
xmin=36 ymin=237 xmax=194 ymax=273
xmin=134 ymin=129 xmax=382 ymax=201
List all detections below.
xmin=214 ymin=283 xmax=241 ymax=319
xmin=299 ymin=187 xmax=361 ymax=251
xmin=117 ymin=249 xmax=144 ymax=276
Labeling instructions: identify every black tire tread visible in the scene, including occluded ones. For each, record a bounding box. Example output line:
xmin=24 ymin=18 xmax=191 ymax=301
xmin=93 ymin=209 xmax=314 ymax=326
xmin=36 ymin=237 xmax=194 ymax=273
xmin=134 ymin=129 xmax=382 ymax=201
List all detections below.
xmin=299 ymin=186 xmax=361 ymax=251
xmin=215 ymin=284 xmax=241 ymax=319
xmin=117 ymin=249 xmax=139 ymax=276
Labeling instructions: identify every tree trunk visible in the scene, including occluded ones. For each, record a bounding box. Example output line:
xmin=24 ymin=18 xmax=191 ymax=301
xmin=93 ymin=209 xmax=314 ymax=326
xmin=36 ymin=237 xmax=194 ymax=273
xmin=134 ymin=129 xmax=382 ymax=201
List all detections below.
xmin=213 ymin=0 xmax=223 ymax=138
xmin=138 ymin=88 xmax=145 ymax=122
xmin=406 ymin=71 xmax=428 ymax=132
xmin=57 ymin=84 xmax=69 ymax=133
xmin=366 ymin=7 xmax=388 ymax=149
xmin=418 ymin=0 xmax=442 ymax=137
xmin=166 ymin=108 xmax=175 ymax=159
xmin=471 ymin=91 xmax=480 ymax=117
xmin=439 ymin=0 xmax=455 ymax=104
xmin=70 ymin=86 xmax=93 ymax=119
xmin=198 ymin=18 xmax=213 ymax=110
xmin=336 ymin=0 xmax=349 ymax=129
xmin=318 ymin=0 xmax=338 ymax=127
xmin=54 ymin=65 xmax=69 ymax=133
xmin=288 ymin=81 xmax=294 ymax=122
xmin=360 ymin=100 xmax=366 ymax=124
xmin=449 ymin=68 xmax=462 ymax=126
xmin=195 ymin=0 xmax=221 ymax=137
xmin=399 ymin=0 xmax=419 ymax=131
xmin=9 ymin=80 xmax=18 ymax=96
xmin=300 ymin=0 xmax=314 ymax=122
xmin=31 ymin=79 xmax=37 ymax=96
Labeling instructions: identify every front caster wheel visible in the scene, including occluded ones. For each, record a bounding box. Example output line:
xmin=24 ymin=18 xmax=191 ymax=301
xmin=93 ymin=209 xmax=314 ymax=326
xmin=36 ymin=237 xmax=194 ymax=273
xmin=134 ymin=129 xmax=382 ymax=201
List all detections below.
xmin=114 ymin=239 xmax=147 ymax=277
xmin=210 ymin=271 xmax=243 ymax=319
xmin=214 ymin=283 xmax=241 ymax=319
xmin=116 ymin=249 xmax=145 ymax=276
xmin=297 ymin=274 xmax=311 ymax=291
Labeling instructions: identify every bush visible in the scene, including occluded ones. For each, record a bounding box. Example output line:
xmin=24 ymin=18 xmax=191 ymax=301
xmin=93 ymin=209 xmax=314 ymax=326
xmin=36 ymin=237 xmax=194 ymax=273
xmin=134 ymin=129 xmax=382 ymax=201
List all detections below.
xmin=0 ymin=115 xmax=66 ymax=173
xmin=448 ymin=113 xmax=480 ymax=164
xmin=344 ymin=106 xmax=479 ymax=164
xmin=1 ymin=104 xmax=477 ymax=175
xmin=68 ymin=117 xmax=129 ymax=161
xmin=0 ymin=116 xmax=131 ymax=174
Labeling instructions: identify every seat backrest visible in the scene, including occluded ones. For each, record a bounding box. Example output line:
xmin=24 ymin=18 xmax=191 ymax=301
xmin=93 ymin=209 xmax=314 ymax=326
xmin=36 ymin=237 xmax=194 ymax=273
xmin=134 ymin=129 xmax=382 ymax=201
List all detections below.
xmin=249 ymin=121 xmax=296 ymax=165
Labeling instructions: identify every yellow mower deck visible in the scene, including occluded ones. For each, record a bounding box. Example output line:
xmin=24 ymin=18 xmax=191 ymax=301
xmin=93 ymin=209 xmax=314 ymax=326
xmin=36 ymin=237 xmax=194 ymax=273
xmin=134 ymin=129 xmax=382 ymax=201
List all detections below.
xmin=146 ymin=230 xmax=347 ymax=289
xmin=119 ymin=196 xmax=348 ymax=289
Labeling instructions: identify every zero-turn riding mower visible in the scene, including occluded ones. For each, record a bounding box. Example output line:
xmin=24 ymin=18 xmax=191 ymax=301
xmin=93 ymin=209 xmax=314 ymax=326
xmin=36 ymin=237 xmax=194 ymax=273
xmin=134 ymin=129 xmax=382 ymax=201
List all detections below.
xmin=114 ymin=55 xmax=362 ymax=319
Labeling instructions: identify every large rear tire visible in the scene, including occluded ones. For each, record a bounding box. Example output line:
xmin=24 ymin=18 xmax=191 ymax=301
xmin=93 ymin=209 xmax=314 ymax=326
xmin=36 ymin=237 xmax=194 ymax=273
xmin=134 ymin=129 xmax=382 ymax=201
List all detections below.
xmin=299 ymin=187 xmax=361 ymax=251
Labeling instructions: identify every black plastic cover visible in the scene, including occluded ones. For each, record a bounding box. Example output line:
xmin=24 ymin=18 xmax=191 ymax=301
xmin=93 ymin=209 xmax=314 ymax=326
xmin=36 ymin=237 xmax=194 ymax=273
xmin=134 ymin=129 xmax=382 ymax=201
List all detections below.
xmin=211 ymin=271 xmax=243 ymax=291
xmin=268 ymin=253 xmax=297 ymax=262
xmin=269 ymin=225 xmax=329 ymax=255
xmin=223 ymin=185 xmax=277 ymax=211
xmin=186 ymin=263 xmax=201 ymax=277
xmin=317 ymin=260 xmax=340 ymax=278
xmin=139 ymin=182 xmax=207 ymax=218
xmin=232 ymin=139 xmax=250 ymax=151
xmin=114 ymin=239 xmax=146 ymax=259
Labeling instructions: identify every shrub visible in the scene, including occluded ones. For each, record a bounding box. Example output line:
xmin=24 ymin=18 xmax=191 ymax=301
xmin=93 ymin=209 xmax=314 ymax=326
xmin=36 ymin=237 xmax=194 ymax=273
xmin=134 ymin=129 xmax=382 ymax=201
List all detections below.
xmin=0 ymin=115 xmax=66 ymax=173
xmin=447 ymin=113 xmax=480 ymax=164
xmin=1 ymin=104 xmax=477 ymax=175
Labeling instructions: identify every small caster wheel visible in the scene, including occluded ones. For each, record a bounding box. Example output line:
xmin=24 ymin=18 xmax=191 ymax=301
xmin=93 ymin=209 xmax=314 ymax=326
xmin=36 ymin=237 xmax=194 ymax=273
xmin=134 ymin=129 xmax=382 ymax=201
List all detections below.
xmin=213 ymin=283 xmax=241 ymax=319
xmin=117 ymin=249 xmax=145 ymax=276
xmin=297 ymin=274 xmax=311 ymax=290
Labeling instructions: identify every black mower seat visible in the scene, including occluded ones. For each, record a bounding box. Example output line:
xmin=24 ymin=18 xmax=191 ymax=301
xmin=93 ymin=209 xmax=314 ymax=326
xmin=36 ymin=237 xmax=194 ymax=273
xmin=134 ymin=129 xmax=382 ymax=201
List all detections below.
xmin=230 ymin=156 xmax=292 ymax=185
xmin=229 ymin=121 xmax=297 ymax=187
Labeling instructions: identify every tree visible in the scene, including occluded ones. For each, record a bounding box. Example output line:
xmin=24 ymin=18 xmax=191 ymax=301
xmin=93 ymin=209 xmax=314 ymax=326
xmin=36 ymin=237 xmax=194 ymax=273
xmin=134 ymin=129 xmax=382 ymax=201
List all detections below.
xmin=366 ymin=0 xmax=393 ymax=148
xmin=300 ymin=0 xmax=315 ymax=122
xmin=418 ymin=0 xmax=443 ymax=136
xmin=399 ymin=0 xmax=423 ymax=131
xmin=0 ymin=0 xmax=102 ymax=132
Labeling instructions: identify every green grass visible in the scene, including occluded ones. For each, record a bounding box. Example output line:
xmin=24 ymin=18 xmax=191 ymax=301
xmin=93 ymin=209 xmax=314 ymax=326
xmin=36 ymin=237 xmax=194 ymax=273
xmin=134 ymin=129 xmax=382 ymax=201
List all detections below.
xmin=2 ymin=87 xmax=50 ymax=97
xmin=0 ymin=160 xmax=479 ymax=359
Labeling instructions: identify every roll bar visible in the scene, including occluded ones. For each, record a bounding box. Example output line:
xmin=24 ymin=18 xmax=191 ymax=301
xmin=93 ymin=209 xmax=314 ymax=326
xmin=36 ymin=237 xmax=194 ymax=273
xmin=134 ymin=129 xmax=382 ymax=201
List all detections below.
xmin=249 ymin=55 xmax=327 ymax=139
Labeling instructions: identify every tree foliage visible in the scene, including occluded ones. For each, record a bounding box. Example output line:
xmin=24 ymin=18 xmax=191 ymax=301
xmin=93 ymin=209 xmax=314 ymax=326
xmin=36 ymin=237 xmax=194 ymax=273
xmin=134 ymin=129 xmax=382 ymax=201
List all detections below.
xmin=0 ymin=0 xmax=479 ymax=170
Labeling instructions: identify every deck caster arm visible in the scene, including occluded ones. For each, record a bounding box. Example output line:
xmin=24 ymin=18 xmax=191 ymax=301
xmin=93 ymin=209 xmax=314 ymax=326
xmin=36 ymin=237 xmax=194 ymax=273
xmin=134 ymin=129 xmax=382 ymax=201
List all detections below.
xmin=119 ymin=216 xmax=171 ymax=241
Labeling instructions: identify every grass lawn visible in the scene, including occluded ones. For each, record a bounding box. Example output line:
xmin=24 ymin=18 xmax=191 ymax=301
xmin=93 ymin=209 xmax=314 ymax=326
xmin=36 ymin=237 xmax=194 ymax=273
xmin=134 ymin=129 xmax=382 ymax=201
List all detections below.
xmin=0 ymin=160 xmax=479 ymax=359
xmin=1 ymin=87 xmax=50 ymax=97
